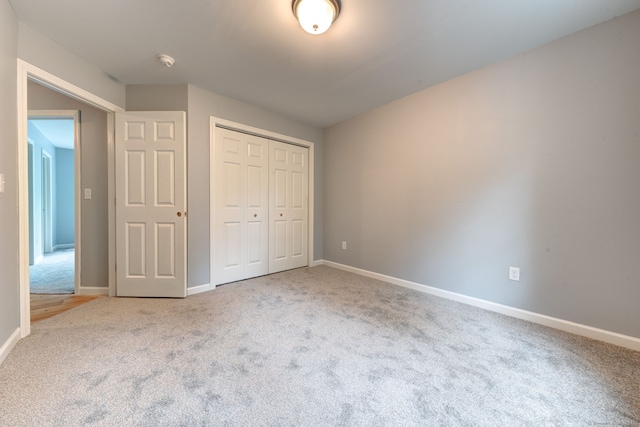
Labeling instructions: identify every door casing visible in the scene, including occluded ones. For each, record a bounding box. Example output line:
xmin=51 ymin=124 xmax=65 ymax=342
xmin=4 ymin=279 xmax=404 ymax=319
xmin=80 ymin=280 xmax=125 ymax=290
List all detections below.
xmin=41 ymin=149 xmax=52 ymax=254
xmin=17 ymin=60 xmax=122 ymax=338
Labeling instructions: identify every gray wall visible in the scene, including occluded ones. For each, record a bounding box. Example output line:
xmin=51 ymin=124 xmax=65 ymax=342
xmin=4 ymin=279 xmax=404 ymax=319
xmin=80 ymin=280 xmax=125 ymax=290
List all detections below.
xmin=126 ymin=84 xmax=324 ymax=288
xmin=55 ymin=148 xmax=75 ymax=246
xmin=0 ymin=0 xmax=19 ymax=349
xmin=18 ymin=23 xmax=125 ymax=108
xmin=126 ymin=84 xmax=188 ymax=112
xmin=28 ymin=82 xmax=109 ymax=288
xmin=324 ymin=10 xmax=640 ymax=339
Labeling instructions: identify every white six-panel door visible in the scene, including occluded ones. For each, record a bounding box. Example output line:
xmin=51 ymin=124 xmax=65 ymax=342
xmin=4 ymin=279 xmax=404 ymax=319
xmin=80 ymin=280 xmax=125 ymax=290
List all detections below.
xmin=269 ymin=140 xmax=308 ymax=274
xmin=214 ymin=128 xmax=269 ymax=285
xmin=115 ymin=112 xmax=187 ymax=297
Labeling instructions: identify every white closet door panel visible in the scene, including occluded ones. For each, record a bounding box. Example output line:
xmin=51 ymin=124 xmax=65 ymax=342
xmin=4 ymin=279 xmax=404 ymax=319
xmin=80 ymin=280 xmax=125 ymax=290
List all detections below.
xmin=214 ymin=128 xmax=269 ymax=284
xmin=244 ymin=138 xmax=269 ymax=279
xmin=223 ymin=161 xmax=241 ymax=208
xmin=292 ymin=219 xmax=304 ymax=257
xmin=274 ymin=219 xmax=288 ymax=259
xmin=273 ymin=169 xmax=287 ymax=208
xmin=219 ymin=221 xmax=242 ymax=283
xmin=269 ymin=141 xmax=308 ymax=273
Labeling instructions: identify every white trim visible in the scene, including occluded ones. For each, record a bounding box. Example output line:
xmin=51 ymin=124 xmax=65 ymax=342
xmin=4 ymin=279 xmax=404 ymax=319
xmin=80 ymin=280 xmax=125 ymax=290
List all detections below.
xmin=20 ymin=62 xmax=122 ymax=113
xmin=187 ymin=283 xmax=215 ymax=296
xmin=17 ymin=59 xmax=124 ymax=339
xmin=0 ymin=328 xmax=21 ymax=366
xmin=41 ymin=149 xmax=52 ymax=254
xmin=77 ymin=287 xmax=109 ymax=296
xmin=209 ymin=117 xmax=315 ymax=289
xmin=18 ymin=60 xmax=30 ymax=337
xmin=320 ymin=260 xmax=640 ymax=352
xmin=107 ymin=113 xmax=116 ymax=297
xmin=309 ymin=259 xmax=324 ymax=267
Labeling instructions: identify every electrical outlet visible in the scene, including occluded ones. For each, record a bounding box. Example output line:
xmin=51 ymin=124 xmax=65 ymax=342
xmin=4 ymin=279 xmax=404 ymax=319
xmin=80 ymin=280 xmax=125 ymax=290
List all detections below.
xmin=509 ymin=266 xmax=520 ymax=281
xmin=342 ymin=241 xmax=347 ymax=250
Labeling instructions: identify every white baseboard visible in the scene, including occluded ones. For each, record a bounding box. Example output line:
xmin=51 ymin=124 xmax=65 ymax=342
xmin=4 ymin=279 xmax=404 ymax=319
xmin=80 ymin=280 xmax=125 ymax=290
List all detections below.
xmin=309 ymin=259 xmax=324 ymax=267
xmin=320 ymin=260 xmax=640 ymax=352
xmin=53 ymin=244 xmax=74 ymax=251
xmin=188 ymin=283 xmax=215 ymax=296
xmin=34 ymin=255 xmax=43 ymax=264
xmin=77 ymin=287 xmax=109 ymax=296
xmin=0 ymin=328 xmax=21 ymax=366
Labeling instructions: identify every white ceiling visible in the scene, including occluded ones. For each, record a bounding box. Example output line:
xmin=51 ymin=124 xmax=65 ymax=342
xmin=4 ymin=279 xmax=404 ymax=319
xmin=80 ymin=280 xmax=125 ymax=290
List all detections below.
xmin=29 ymin=119 xmax=74 ymax=150
xmin=10 ymin=0 xmax=640 ymax=128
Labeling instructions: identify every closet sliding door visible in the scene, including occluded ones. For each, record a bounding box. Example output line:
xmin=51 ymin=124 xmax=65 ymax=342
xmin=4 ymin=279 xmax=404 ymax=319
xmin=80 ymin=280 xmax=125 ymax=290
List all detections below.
xmin=269 ymin=141 xmax=309 ymax=274
xmin=213 ymin=127 xmax=309 ymax=285
xmin=214 ymin=128 xmax=269 ymax=285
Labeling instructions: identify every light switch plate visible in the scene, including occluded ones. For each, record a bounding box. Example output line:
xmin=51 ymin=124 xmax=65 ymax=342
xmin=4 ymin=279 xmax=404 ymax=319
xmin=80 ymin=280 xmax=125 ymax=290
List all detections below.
xmin=0 ymin=173 xmax=5 ymax=194
xmin=84 ymin=188 xmax=92 ymax=200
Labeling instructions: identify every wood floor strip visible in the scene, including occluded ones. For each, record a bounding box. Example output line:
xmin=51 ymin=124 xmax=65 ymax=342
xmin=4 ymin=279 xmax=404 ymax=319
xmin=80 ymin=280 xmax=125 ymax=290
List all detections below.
xmin=31 ymin=294 xmax=101 ymax=324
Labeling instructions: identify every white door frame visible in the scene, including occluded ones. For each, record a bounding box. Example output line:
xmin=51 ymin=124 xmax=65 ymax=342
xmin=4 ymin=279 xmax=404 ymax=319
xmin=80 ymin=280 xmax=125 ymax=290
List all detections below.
xmin=17 ymin=60 xmax=123 ymax=338
xmin=27 ymin=141 xmax=35 ymax=265
xmin=29 ymin=110 xmax=82 ymax=292
xmin=41 ymin=149 xmax=52 ymax=254
xmin=209 ymin=117 xmax=315 ymax=292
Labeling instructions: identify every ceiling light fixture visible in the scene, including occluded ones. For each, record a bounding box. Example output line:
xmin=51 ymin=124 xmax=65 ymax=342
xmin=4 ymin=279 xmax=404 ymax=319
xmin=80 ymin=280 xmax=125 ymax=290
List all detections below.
xmin=292 ymin=0 xmax=341 ymax=35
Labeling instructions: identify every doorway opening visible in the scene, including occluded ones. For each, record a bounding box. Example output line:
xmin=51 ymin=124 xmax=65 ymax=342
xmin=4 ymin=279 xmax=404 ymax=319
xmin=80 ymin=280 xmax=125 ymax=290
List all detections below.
xmin=27 ymin=113 xmax=79 ymax=296
xmin=18 ymin=60 xmax=120 ymax=337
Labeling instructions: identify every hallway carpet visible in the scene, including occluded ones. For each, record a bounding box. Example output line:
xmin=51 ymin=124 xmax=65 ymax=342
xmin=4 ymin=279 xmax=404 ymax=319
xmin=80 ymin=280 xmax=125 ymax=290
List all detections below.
xmin=1 ymin=266 xmax=639 ymax=426
xmin=29 ymin=248 xmax=75 ymax=294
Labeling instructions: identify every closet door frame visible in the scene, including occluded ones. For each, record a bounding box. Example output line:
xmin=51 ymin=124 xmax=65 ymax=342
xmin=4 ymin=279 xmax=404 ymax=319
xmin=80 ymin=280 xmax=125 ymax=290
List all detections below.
xmin=209 ymin=117 xmax=315 ymax=289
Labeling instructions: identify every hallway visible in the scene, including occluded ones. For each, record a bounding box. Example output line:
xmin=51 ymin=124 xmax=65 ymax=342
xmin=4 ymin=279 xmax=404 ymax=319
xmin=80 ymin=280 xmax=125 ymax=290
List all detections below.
xmin=29 ymin=248 xmax=74 ymax=294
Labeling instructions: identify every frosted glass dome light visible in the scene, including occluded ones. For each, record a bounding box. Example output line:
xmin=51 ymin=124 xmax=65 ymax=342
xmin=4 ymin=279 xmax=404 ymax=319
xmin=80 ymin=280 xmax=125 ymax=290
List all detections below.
xmin=292 ymin=0 xmax=341 ymax=35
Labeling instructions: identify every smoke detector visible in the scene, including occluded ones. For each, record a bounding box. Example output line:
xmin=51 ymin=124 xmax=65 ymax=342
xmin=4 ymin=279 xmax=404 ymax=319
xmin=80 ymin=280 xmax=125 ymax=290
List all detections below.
xmin=157 ymin=54 xmax=175 ymax=68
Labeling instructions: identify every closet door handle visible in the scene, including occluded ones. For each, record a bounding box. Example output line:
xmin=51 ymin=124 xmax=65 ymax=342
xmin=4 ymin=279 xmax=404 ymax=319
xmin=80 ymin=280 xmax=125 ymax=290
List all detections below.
xmin=177 ymin=212 xmax=182 ymax=217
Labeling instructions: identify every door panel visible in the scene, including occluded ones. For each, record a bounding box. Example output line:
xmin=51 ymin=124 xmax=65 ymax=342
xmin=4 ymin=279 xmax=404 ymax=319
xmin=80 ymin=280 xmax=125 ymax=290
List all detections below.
xmin=223 ymin=222 xmax=241 ymax=269
xmin=269 ymin=141 xmax=309 ymax=273
xmin=292 ymin=220 xmax=304 ymax=257
xmin=274 ymin=169 xmax=287 ymax=208
xmin=126 ymin=151 xmax=146 ymax=205
xmin=155 ymin=151 xmax=175 ymax=205
xmin=116 ymin=111 xmax=186 ymax=297
xmin=214 ymin=128 xmax=269 ymax=285
xmin=156 ymin=223 xmax=175 ymax=277
xmin=125 ymin=223 xmax=145 ymax=277
xmin=224 ymin=161 xmax=241 ymax=208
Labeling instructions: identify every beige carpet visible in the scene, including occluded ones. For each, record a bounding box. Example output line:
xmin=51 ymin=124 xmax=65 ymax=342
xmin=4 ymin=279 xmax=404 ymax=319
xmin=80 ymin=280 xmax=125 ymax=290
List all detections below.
xmin=1 ymin=266 xmax=639 ymax=426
